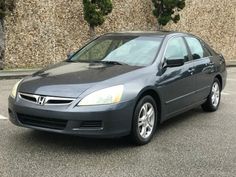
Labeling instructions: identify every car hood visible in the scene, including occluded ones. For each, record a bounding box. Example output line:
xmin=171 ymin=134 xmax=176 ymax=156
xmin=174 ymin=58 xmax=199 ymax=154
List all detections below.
xmin=19 ymin=62 xmax=141 ymax=98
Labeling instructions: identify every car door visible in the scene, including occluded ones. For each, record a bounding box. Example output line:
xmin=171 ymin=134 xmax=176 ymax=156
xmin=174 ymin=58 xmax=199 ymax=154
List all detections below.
xmin=184 ymin=37 xmax=214 ymax=103
xmin=158 ymin=37 xmax=195 ymax=119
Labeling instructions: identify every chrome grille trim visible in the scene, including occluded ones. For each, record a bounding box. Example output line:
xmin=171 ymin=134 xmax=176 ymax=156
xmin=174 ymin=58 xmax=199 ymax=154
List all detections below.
xmin=18 ymin=92 xmax=76 ymax=105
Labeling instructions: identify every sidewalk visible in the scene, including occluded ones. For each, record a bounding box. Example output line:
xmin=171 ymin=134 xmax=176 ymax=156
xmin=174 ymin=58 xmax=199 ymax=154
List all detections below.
xmin=0 ymin=69 xmax=40 ymax=80
xmin=227 ymin=60 xmax=236 ymax=67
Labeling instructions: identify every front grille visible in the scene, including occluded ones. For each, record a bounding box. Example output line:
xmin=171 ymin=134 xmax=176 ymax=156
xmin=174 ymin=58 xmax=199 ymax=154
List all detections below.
xmin=19 ymin=92 xmax=75 ymax=105
xmin=80 ymin=121 xmax=103 ymax=128
xmin=17 ymin=114 xmax=68 ymax=130
xmin=20 ymin=94 xmax=37 ymax=102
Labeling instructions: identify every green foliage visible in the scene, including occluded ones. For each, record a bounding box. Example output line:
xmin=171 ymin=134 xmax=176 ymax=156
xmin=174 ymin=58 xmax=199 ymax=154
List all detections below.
xmin=152 ymin=0 xmax=185 ymax=27
xmin=83 ymin=0 xmax=112 ymax=28
xmin=0 ymin=0 xmax=15 ymax=20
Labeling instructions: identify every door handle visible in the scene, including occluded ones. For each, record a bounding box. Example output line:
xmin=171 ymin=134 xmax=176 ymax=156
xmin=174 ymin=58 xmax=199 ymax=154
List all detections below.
xmin=209 ymin=62 xmax=214 ymax=65
xmin=219 ymin=58 xmax=225 ymax=65
xmin=188 ymin=68 xmax=195 ymax=75
xmin=205 ymin=62 xmax=214 ymax=68
xmin=188 ymin=68 xmax=195 ymax=72
xmin=208 ymin=62 xmax=215 ymax=68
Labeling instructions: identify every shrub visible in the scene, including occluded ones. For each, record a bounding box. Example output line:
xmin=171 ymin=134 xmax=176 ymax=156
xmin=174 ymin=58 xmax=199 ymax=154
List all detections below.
xmin=83 ymin=0 xmax=112 ymax=37
xmin=152 ymin=0 xmax=185 ymax=29
xmin=0 ymin=0 xmax=15 ymax=20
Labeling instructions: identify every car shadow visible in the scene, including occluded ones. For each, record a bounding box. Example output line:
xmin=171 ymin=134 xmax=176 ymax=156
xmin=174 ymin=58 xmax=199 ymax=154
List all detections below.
xmin=15 ymin=107 xmax=206 ymax=152
xmin=21 ymin=130 xmax=132 ymax=151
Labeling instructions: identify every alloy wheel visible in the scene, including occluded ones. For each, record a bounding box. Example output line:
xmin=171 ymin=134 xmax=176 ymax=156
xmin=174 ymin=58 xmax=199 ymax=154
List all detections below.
xmin=138 ymin=102 xmax=155 ymax=139
xmin=211 ymin=82 xmax=220 ymax=107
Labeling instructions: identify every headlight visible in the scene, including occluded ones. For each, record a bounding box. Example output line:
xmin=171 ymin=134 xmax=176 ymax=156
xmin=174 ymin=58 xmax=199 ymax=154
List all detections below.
xmin=78 ymin=85 xmax=124 ymax=106
xmin=10 ymin=79 xmax=22 ymax=98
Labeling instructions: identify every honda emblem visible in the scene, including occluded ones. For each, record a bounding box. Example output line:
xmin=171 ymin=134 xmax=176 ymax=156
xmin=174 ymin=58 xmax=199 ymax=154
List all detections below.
xmin=37 ymin=96 xmax=46 ymax=105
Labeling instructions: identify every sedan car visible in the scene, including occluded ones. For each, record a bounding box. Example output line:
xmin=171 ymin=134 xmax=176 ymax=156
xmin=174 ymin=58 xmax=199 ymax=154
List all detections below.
xmin=8 ymin=31 xmax=227 ymax=145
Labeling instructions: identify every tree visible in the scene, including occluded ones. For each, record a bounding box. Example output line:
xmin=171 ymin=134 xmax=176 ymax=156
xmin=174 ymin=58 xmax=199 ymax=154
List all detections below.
xmin=152 ymin=0 xmax=185 ymax=30
xmin=0 ymin=0 xmax=15 ymax=20
xmin=0 ymin=0 xmax=15 ymax=69
xmin=83 ymin=0 xmax=112 ymax=38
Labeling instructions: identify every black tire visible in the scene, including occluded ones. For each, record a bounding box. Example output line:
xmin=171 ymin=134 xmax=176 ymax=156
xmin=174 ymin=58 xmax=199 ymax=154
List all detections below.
xmin=201 ymin=78 xmax=221 ymax=112
xmin=131 ymin=95 xmax=158 ymax=145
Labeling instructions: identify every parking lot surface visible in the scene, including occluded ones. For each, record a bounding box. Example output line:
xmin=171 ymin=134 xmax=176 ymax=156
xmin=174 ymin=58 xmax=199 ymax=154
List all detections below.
xmin=0 ymin=68 xmax=235 ymax=177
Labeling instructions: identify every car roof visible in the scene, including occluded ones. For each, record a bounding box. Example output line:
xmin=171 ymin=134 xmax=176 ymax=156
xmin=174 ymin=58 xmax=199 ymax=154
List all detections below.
xmin=103 ymin=31 xmax=184 ymax=38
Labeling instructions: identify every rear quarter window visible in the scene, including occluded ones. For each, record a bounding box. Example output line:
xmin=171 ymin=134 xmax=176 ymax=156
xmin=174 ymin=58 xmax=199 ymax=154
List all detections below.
xmin=201 ymin=41 xmax=219 ymax=56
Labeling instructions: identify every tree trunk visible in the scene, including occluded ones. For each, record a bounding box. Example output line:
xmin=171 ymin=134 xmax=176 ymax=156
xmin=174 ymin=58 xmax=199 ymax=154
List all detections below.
xmin=157 ymin=24 xmax=163 ymax=31
xmin=89 ymin=26 xmax=96 ymax=38
xmin=157 ymin=0 xmax=164 ymax=31
xmin=0 ymin=19 xmax=5 ymax=70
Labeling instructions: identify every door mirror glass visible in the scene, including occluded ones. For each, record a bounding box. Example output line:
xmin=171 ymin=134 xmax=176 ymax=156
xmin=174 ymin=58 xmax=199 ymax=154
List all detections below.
xmin=165 ymin=58 xmax=185 ymax=67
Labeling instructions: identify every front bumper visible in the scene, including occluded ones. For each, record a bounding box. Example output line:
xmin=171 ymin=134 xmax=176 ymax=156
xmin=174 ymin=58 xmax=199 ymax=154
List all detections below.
xmin=8 ymin=96 xmax=135 ymax=138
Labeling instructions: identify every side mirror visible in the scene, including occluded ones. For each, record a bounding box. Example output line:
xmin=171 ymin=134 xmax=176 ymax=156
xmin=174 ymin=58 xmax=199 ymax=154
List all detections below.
xmin=67 ymin=52 xmax=75 ymax=59
xmin=165 ymin=58 xmax=185 ymax=68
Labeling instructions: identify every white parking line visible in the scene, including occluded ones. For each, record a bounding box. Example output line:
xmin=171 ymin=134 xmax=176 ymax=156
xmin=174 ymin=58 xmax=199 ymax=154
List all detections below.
xmin=227 ymin=78 xmax=236 ymax=81
xmin=0 ymin=115 xmax=8 ymax=120
xmin=222 ymin=92 xmax=230 ymax=95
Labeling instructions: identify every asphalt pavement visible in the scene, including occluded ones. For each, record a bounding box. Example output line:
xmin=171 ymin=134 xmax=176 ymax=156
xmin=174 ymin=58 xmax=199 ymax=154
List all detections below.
xmin=0 ymin=68 xmax=235 ymax=177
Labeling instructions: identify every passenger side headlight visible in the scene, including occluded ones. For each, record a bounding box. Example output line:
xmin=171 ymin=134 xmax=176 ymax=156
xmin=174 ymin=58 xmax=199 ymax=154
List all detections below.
xmin=78 ymin=85 xmax=124 ymax=106
xmin=10 ymin=79 xmax=22 ymax=99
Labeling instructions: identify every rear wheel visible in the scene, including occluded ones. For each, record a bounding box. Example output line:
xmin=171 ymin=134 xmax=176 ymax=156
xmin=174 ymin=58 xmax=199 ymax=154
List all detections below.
xmin=202 ymin=78 xmax=221 ymax=112
xmin=131 ymin=95 xmax=158 ymax=145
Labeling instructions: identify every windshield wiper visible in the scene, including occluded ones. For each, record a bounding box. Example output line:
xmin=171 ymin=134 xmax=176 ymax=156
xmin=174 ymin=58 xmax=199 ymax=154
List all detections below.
xmin=100 ymin=60 xmax=126 ymax=65
xmin=68 ymin=59 xmax=127 ymax=65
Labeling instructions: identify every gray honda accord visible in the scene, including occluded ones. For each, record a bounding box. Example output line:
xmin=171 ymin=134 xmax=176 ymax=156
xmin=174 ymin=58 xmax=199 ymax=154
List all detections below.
xmin=8 ymin=31 xmax=227 ymax=145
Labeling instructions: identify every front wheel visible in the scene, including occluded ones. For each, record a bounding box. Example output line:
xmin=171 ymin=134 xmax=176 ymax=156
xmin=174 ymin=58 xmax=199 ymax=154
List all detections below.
xmin=131 ymin=95 xmax=158 ymax=145
xmin=202 ymin=78 xmax=221 ymax=112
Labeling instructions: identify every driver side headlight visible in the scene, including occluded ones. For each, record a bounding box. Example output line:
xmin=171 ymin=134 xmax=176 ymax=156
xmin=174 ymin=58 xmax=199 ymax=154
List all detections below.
xmin=10 ymin=79 xmax=22 ymax=99
xmin=78 ymin=85 xmax=124 ymax=106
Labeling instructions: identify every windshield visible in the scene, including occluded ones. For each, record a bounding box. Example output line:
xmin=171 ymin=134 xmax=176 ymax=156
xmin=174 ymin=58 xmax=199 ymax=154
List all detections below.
xmin=69 ymin=36 xmax=163 ymax=66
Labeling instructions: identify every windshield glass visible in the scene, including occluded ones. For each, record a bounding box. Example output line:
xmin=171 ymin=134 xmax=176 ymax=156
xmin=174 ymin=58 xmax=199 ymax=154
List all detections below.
xmin=69 ymin=36 xmax=163 ymax=66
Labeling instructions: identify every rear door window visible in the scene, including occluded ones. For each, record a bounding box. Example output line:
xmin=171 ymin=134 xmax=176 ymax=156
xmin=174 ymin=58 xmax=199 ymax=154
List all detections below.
xmin=185 ymin=37 xmax=208 ymax=59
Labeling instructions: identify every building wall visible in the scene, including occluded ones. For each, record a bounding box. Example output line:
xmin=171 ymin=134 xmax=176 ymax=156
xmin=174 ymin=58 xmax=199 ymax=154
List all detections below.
xmin=164 ymin=0 xmax=236 ymax=62
xmin=4 ymin=0 xmax=157 ymax=68
xmin=4 ymin=0 xmax=236 ymax=69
